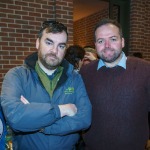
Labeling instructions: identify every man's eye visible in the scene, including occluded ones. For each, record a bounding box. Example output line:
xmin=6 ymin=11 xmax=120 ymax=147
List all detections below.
xmin=59 ymin=45 xmax=66 ymax=50
xmin=111 ymin=38 xmax=117 ymax=42
xmin=45 ymin=41 xmax=53 ymax=45
xmin=97 ymin=39 xmax=104 ymax=44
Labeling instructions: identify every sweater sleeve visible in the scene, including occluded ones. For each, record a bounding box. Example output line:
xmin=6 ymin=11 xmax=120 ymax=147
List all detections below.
xmin=41 ymin=76 xmax=92 ymax=135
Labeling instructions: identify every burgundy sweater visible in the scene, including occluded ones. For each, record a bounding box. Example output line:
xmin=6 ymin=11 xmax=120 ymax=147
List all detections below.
xmin=80 ymin=57 xmax=150 ymax=150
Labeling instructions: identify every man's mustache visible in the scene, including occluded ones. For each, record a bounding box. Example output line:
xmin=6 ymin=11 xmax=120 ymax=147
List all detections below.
xmin=45 ymin=53 xmax=57 ymax=58
xmin=103 ymin=48 xmax=114 ymax=51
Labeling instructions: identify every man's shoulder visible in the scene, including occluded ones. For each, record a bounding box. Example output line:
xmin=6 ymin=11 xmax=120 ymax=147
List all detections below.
xmin=7 ymin=65 xmax=28 ymax=72
xmin=127 ymin=57 xmax=150 ymax=76
xmin=5 ymin=65 xmax=34 ymax=79
xmin=127 ymin=57 xmax=150 ymax=67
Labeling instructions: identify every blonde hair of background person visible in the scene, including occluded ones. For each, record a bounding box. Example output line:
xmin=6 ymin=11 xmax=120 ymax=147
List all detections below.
xmin=83 ymin=46 xmax=98 ymax=66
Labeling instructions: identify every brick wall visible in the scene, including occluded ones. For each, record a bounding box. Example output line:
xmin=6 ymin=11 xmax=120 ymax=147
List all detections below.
xmin=129 ymin=0 xmax=150 ymax=61
xmin=0 ymin=0 xmax=73 ymax=91
xmin=74 ymin=0 xmax=150 ymax=61
xmin=73 ymin=9 xmax=109 ymax=48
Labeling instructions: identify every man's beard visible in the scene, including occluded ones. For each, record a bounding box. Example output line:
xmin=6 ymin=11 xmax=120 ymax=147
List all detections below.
xmin=38 ymin=52 xmax=63 ymax=70
xmin=100 ymin=48 xmax=122 ymax=63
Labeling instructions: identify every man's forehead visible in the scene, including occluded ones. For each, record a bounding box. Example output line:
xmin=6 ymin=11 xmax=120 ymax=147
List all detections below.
xmin=43 ymin=30 xmax=67 ymax=43
xmin=96 ymin=24 xmax=120 ymax=37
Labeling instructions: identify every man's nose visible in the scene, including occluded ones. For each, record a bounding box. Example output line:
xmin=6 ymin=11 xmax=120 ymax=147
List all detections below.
xmin=50 ymin=45 xmax=58 ymax=53
xmin=105 ymin=40 xmax=110 ymax=48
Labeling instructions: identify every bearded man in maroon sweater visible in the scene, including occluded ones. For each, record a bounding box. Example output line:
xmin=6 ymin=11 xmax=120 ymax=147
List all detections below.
xmin=80 ymin=18 xmax=150 ymax=150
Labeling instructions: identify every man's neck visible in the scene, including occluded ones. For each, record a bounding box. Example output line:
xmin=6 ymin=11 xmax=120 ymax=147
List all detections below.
xmin=38 ymin=60 xmax=56 ymax=75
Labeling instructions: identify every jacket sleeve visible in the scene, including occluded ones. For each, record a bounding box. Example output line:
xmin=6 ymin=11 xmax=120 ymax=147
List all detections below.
xmin=42 ymin=75 xmax=92 ymax=135
xmin=1 ymin=68 xmax=61 ymax=132
xmin=0 ymin=103 xmax=7 ymax=150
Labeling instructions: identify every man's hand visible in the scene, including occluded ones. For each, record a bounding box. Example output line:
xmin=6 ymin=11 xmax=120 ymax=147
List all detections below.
xmin=20 ymin=95 xmax=30 ymax=104
xmin=58 ymin=104 xmax=77 ymax=117
xmin=84 ymin=52 xmax=97 ymax=61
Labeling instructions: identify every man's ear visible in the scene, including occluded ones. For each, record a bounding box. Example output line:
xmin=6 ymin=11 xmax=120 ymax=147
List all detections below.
xmin=36 ymin=38 xmax=39 ymax=49
xmin=122 ymin=37 xmax=125 ymax=48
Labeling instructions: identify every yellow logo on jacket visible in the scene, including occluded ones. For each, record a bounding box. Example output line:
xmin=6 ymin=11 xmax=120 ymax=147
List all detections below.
xmin=64 ymin=87 xmax=74 ymax=94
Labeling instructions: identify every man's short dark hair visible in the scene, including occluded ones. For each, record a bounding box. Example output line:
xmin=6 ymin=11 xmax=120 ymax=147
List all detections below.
xmin=38 ymin=20 xmax=68 ymax=40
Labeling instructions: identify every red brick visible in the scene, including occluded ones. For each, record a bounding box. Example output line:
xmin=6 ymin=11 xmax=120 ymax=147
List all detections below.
xmin=16 ymin=38 xmax=29 ymax=43
xmin=15 ymin=1 xmax=28 ymax=6
xmin=3 ymin=55 xmax=16 ymax=59
xmin=0 ymin=32 xmax=8 ymax=36
xmin=0 ymin=8 xmax=13 ymax=14
xmin=10 ymin=60 xmax=24 ymax=64
xmin=16 ymin=29 xmax=29 ymax=34
xmin=9 ymin=33 xmax=22 ymax=38
xmin=29 ymin=12 xmax=41 ymax=17
xmin=35 ymin=0 xmax=48 ymax=4
xmin=24 ymin=51 xmax=35 ymax=56
xmin=22 ymin=16 xmax=35 ymax=21
xmin=10 ymin=51 xmax=24 ymax=55
xmin=16 ymin=47 xmax=30 ymax=51
xmin=35 ymin=8 xmax=47 ymax=14
xmin=9 ymin=42 xmax=23 ymax=46
xmin=15 ymin=10 xmax=28 ymax=16
xmin=1 ymin=18 xmax=14 ymax=23
xmin=29 ymin=3 xmax=41 ymax=8
xmin=42 ymin=5 xmax=53 ymax=10
xmin=2 ymin=46 xmax=16 ymax=51
xmin=24 ymin=43 xmax=35 ymax=47
xmin=42 ymin=14 xmax=54 ymax=18
xmin=23 ymin=34 xmax=35 ymax=38
xmin=0 ymin=51 xmax=9 ymax=55
xmin=2 ymin=37 xmax=15 ymax=41
xmin=8 ymin=14 xmax=22 ymax=19
xmin=17 ymin=55 xmax=26 ymax=60
xmin=22 ymin=6 xmax=34 ymax=12
xmin=8 ymin=4 xmax=21 ymax=10
xmin=0 ymin=3 xmax=6 ymax=8
xmin=8 ymin=23 xmax=21 ymax=28
xmin=0 ymin=13 xmax=7 ymax=17
xmin=3 ymin=64 xmax=18 ymax=68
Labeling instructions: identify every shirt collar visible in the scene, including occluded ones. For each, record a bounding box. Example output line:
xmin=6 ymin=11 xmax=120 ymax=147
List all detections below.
xmin=97 ymin=52 xmax=127 ymax=70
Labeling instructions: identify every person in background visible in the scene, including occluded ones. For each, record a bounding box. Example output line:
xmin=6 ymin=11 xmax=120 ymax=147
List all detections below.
xmin=133 ymin=52 xmax=143 ymax=58
xmin=65 ymin=45 xmax=85 ymax=71
xmin=80 ymin=18 xmax=150 ymax=150
xmin=65 ymin=45 xmax=87 ymax=150
xmin=83 ymin=46 xmax=98 ymax=66
xmin=1 ymin=20 xmax=92 ymax=150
